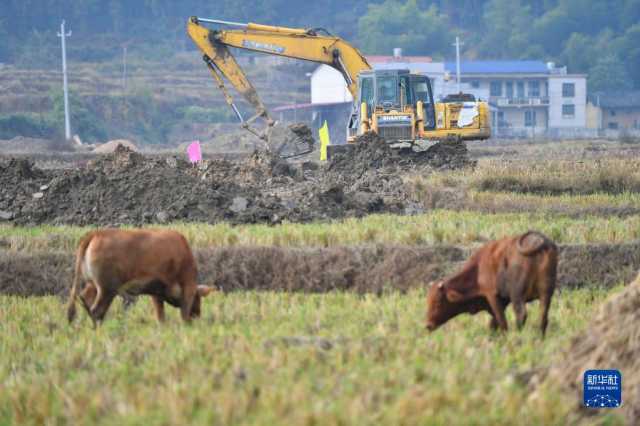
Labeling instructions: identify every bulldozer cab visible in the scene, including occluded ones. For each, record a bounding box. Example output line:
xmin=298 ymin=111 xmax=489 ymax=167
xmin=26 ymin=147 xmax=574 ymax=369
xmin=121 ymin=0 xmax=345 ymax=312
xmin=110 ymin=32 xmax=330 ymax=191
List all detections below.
xmin=357 ymin=70 xmax=434 ymax=112
xmin=348 ymin=69 xmax=436 ymax=141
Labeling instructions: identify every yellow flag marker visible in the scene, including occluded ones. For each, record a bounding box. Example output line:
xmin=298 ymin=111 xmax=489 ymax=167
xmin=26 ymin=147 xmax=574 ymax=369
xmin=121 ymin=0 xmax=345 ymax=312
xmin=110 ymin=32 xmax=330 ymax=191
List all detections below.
xmin=319 ymin=120 xmax=331 ymax=161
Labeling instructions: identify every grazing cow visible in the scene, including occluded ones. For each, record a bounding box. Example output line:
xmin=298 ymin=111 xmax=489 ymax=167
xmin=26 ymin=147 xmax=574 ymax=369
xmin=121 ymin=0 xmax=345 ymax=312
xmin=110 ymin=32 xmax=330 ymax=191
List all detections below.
xmin=425 ymin=231 xmax=558 ymax=336
xmin=67 ymin=229 xmax=214 ymax=326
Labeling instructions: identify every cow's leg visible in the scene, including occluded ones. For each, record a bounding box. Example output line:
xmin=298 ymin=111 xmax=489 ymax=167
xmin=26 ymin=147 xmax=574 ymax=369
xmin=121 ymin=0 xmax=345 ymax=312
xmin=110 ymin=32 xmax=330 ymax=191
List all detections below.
xmin=79 ymin=281 xmax=97 ymax=319
xmin=539 ymin=256 xmax=557 ymax=338
xmin=506 ymin=267 xmax=530 ymax=330
xmin=91 ymin=290 xmax=116 ymax=323
xmin=488 ymin=315 xmax=498 ymax=330
xmin=89 ymin=287 xmax=117 ymax=325
xmin=88 ymin=283 xmax=104 ymax=328
xmin=180 ymin=283 xmax=197 ymax=322
xmin=485 ymin=293 xmax=508 ymax=331
xmin=512 ymin=298 xmax=528 ymax=330
xmin=151 ymin=296 xmax=166 ymax=323
xmin=538 ymin=282 xmax=555 ymax=337
xmin=539 ymin=293 xmax=551 ymax=337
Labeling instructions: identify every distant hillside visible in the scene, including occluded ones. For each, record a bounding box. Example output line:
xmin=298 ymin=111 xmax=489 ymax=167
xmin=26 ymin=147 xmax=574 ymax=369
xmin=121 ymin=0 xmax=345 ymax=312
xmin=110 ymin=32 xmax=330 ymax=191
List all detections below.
xmin=0 ymin=55 xmax=314 ymax=145
xmin=3 ymin=0 xmax=640 ymax=92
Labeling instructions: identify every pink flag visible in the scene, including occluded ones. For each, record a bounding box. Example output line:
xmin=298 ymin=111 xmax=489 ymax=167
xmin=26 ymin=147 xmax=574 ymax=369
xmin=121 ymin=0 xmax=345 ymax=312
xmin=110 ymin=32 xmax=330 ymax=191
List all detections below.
xmin=187 ymin=141 xmax=202 ymax=164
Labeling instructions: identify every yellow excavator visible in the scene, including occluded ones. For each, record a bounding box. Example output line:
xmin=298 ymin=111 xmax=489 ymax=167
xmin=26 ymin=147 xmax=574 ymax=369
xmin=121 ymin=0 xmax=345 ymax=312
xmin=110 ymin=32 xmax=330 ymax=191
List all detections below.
xmin=187 ymin=16 xmax=490 ymax=158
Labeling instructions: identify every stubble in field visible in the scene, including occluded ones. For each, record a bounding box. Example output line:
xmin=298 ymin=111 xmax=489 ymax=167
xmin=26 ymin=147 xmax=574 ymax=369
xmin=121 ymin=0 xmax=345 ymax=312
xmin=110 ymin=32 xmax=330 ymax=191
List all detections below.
xmin=0 ymin=288 xmax=622 ymax=425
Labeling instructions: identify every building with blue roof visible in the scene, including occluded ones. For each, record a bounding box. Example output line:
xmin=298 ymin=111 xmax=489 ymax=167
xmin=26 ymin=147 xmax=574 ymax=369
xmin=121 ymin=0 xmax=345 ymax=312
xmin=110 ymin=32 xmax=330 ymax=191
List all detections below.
xmin=444 ymin=60 xmax=552 ymax=75
xmin=442 ymin=60 xmax=587 ymax=138
xmin=306 ymin=52 xmax=589 ymax=140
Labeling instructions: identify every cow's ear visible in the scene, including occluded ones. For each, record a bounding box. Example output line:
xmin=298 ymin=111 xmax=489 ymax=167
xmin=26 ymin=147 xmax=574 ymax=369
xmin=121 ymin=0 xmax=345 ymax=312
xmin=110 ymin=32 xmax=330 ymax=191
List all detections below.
xmin=445 ymin=288 xmax=465 ymax=302
xmin=197 ymin=285 xmax=215 ymax=297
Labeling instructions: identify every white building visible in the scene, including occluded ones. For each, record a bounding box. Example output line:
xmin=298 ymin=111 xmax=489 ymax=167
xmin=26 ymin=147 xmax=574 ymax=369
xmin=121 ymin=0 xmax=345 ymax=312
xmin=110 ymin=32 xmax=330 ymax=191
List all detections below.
xmin=445 ymin=60 xmax=588 ymax=138
xmin=310 ymin=65 xmax=353 ymax=104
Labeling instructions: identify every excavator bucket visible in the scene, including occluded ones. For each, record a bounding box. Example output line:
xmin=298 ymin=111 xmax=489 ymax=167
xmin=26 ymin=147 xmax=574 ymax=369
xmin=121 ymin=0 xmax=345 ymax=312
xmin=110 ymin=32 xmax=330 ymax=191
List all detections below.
xmin=267 ymin=123 xmax=315 ymax=159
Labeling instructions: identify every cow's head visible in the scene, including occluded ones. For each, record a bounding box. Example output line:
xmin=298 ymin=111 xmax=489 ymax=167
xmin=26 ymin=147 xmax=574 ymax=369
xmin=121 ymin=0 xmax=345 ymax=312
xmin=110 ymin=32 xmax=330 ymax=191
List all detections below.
xmin=425 ymin=280 xmax=464 ymax=331
xmin=190 ymin=285 xmax=215 ymax=318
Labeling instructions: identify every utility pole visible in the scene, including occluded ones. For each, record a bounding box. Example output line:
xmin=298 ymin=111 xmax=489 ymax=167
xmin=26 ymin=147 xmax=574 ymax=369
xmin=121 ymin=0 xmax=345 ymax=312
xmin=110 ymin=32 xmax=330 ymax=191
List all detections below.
xmin=453 ymin=36 xmax=464 ymax=94
xmin=57 ymin=20 xmax=72 ymax=140
xmin=122 ymin=45 xmax=128 ymax=93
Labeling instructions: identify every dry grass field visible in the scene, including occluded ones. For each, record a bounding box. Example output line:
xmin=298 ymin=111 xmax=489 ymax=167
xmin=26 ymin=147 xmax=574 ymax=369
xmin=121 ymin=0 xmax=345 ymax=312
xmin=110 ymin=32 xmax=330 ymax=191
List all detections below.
xmin=1 ymin=138 xmax=638 ymax=424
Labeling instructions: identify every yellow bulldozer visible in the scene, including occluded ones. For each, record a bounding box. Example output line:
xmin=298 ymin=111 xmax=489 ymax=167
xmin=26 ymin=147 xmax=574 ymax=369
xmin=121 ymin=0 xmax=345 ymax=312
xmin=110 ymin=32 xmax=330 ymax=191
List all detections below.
xmin=187 ymin=16 xmax=490 ymax=158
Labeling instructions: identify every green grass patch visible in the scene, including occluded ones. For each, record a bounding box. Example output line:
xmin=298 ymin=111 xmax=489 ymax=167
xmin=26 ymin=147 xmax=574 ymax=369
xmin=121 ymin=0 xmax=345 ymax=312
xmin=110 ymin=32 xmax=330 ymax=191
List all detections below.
xmin=0 ymin=287 xmax=623 ymax=425
xmin=2 ymin=210 xmax=640 ymax=253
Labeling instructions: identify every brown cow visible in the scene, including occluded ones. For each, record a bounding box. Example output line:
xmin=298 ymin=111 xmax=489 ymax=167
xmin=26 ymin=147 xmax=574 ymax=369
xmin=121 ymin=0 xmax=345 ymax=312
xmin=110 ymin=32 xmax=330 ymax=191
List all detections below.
xmin=426 ymin=231 xmax=558 ymax=336
xmin=67 ymin=228 xmax=214 ymax=326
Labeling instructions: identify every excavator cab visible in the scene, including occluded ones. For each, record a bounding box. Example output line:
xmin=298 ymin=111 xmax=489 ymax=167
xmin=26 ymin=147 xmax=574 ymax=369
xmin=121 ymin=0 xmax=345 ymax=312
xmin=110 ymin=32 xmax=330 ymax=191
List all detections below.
xmin=348 ymin=69 xmax=436 ymax=144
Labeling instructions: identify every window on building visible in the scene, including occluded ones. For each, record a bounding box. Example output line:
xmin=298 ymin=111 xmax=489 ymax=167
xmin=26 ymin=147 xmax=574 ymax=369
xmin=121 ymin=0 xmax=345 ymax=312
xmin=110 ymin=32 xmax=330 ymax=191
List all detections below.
xmin=608 ymin=122 xmax=619 ymax=129
xmin=506 ymin=81 xmax=514 ymax=99
xmin=517 ymin=81 xmax=525 ymax=99
xmin=490 ymin=81 xmax=502 ymax=97
xmin=611 ymin=110 xmax=617 ymax=116
xmin=471 ymin=80 xmax=480 ymax=88
xmin=562 ymin=83 xmax=575 ymax=97
xmin=525 ymin=110 xmax=537 ymax=127
xmin=497 ymin=111 xmax=505 ymax=127
xmin=528 ymin=81 xmax=540 ymax=97
xmin=562 ymin=104 xmax=575 ymax=118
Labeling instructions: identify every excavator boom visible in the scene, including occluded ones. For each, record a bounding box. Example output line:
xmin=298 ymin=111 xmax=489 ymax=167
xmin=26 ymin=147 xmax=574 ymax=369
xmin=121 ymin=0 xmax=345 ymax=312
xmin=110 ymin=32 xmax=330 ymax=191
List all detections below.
xmin=188 ymin=17 xmax=370 ymax=97
xmin=187 ymin=16 xmax=371 ymax=156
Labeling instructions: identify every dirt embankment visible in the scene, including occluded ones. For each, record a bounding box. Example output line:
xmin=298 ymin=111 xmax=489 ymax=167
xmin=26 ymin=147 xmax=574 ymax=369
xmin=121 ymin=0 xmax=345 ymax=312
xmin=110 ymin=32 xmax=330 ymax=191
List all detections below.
xmin=2 ymin=241 xmax=639 ymax=298
xmin=0 ymin=134 xmax=472 ymax=226
xmin=532 ymin=272 xmax=640 ymax=424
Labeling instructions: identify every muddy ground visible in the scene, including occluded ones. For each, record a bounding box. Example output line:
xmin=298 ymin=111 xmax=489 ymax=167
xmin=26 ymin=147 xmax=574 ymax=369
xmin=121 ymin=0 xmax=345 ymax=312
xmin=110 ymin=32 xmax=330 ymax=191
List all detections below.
xmin=0 ymin=133 xmax=471 ymax=226
xmin=3 ymin=241 xmax=639 ymax=297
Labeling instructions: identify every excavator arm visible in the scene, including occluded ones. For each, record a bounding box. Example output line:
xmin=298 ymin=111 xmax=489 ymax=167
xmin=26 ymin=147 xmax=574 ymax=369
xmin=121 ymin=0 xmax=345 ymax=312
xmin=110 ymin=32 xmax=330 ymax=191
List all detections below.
xmin=187 ymin=17 xmax=371 ymax=149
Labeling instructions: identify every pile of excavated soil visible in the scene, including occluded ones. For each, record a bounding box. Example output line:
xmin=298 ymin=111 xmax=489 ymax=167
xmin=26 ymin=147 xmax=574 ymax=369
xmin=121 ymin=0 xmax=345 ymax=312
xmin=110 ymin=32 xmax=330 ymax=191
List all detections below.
xmin=536 ymin=272 xmax=640 ymax=423
xmin=327 ymin=132 xmax=474 ymax=174
xmin=93 ymin=139 xmax=138 ymax=153
xmin=0 ymin=133 xmax=472 ymax=226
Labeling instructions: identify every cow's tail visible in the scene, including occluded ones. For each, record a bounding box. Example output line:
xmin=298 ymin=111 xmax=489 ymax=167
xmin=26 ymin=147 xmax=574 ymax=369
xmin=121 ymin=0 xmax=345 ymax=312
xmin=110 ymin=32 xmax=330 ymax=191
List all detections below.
xmin=516 ymin=230 xmax=556 ymax=256
xmin=67 ymin=232 xmax=94 ymax=323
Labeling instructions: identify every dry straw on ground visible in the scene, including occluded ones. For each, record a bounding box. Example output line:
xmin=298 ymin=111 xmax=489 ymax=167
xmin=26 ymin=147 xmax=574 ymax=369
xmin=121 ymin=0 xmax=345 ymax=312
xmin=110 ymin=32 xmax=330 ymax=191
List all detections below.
xmin=537 ymin=272 xmax=640 ymax=423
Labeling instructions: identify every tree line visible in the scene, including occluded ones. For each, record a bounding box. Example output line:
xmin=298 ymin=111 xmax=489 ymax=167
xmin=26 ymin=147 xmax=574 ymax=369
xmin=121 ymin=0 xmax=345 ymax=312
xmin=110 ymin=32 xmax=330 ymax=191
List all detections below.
xmin=2 ymin=0 xmax=640 ymax=91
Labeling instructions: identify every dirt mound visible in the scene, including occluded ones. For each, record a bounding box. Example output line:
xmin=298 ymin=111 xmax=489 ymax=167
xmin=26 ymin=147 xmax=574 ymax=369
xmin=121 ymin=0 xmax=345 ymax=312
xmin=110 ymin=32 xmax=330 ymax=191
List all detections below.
xmin=539 ymin=272 xmax=640 ymax=423
xmin=328 ymin=132 xmax=474 ymax=173
xmin=0 ymin=133 xmax=473 ymax=226
xmin=0 ymin=158 xmax=51 ymax=220
xmin=93 ymin=139 xmax=138 ymax=154
xmin=8 ymin=146 xmax=268 ymax=226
